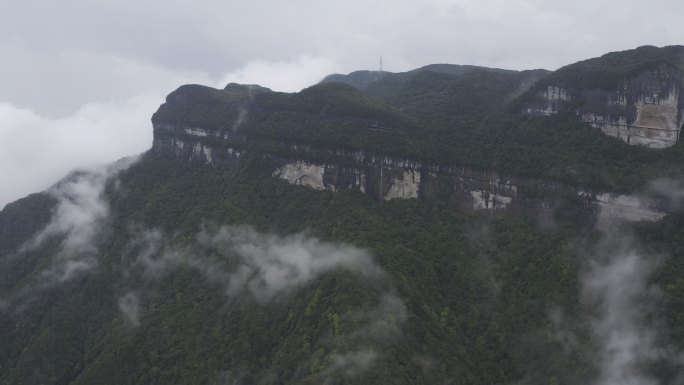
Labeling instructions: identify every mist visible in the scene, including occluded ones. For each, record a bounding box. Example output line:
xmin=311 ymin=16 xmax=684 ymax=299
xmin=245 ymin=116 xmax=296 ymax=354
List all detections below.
xmin=132 ymin=225 xmax=383 ymax=301
xmin=647 ymin=178 xmax=684 ymax=211
xmin=578 ymin=226 xmax=677 ymax=385
xmin=355 ymin=293 xmax=408 ymax=341
xmin=323 ymin=350 xmax=379 ymax=381
xmin=123 ymin=225 xmax=407 ymax=378
xmin=28 ymin=156 xmax=138 ymax=283
xmin=118 ymin=291 xmax=142 ymax=327
xmin=0 ymin=99 xmax=153 ymax=209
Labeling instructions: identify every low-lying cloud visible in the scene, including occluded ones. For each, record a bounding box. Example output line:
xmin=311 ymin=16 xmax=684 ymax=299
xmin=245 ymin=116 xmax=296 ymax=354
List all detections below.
xmin=29 ymin=157 xmax=138 ymax=283
xmin=581 ymin=235 xmax=671 ymax=385
xmin=0 ymin=158 xmax=137 ymax=312
xmin=132 ymin=225 xmax=383 ymax=301
xmin=199 ymin=226 xmax=383 ymax=300
xmin=356 ymin=293 xmax=407 ymax=341
xmin=124 ymin=225 xmax=407 ymax=380
xmin=323 ymin=349 xmax=379 ymax=381
xmin=647 ymin=178 xmax=684 ymax=212
xmin=118 ymin=291 xmax=141 ymax=327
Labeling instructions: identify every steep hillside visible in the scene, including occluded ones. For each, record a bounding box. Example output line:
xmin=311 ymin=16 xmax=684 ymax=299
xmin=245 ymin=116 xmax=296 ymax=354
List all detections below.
xmin=2 ymin=151 xmax=684 ymax=385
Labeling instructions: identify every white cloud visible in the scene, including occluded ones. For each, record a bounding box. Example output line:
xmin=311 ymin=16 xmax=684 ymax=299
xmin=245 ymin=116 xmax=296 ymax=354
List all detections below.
xmin=0 ymin=98 xmax=152 ymax=208
xmin=118 ymin=291 xmax=142 ymax=327
xmin=202 ymin=226 xmax=383 ymax=300
xmin=583 ymin=250 xmax=664 ymax=385
xmin=133 ymin=225 xmax=383 ymax=301
xmin=28 ymin=157 xmax=138 ymax=282
xmin=579 ymin=228 xmax=679 ymax=385
xmin=0 ymin=40 xmax=211 ymax=117
xmin=217 ymin=55 xmax=343 ymax=93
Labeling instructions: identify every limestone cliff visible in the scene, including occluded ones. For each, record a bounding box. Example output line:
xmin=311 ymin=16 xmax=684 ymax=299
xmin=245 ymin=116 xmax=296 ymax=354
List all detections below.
xmin=151 ymin=120 xmax=667 ymax=227
xmin=578 ymin=64 xmax=683 ymax=148
xmin=524 ymin=48 xmax=684 ymax=148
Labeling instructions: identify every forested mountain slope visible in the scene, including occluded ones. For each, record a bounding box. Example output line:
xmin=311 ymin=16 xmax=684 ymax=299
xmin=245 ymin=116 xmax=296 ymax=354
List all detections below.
xmin=3 ymin=46 xmax=684 ymax=385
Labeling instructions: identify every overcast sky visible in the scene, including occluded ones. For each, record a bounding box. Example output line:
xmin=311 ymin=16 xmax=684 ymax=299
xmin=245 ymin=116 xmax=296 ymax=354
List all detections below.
xmin=2 ymin=0 xmax=683 ymax=208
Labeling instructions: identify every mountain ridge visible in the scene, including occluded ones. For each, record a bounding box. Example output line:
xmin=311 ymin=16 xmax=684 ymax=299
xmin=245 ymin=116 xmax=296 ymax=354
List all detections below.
xmin=151 ymin=45 xmax=684 ymax=195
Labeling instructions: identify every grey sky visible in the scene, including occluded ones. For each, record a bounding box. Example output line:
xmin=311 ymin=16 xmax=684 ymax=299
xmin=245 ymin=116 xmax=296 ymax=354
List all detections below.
xmin=2 ymin=0 xmax=683 ymax=207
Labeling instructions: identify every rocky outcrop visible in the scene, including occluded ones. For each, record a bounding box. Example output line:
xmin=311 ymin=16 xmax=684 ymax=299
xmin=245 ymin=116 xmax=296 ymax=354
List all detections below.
xmin=578 ymin=65 xmax=683 ymax=148
xmin=152 ymin=123 xmax=245 ymax=166
xmin=524 ymin=86 xmax=573 ymax=116
xmin=524 ymin=64 xmax=684 ymax=148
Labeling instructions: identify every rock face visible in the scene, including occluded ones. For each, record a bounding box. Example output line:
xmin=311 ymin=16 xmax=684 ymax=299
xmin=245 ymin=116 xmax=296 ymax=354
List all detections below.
xmin=151 ymin=121 xmax=668 ymax=226
xmin=153 ymin=123 xmax=245 ymax=167
xmin=525 ymin=64 xmax=684 ymax=148
xmin=524 ymin=86 xmax=573 ymax=116
xmin=269 ymin=158 xmax=668 ymax=225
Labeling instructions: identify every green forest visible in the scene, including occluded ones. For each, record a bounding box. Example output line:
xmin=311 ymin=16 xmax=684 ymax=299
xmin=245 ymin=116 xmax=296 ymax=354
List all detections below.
xmin=1 ymin=153 xmax=683 ymax=384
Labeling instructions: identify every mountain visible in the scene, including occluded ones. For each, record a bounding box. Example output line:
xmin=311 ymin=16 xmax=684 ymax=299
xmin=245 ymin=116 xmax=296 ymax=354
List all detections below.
xmin=3 ymin=46 xmax=684 ymax=385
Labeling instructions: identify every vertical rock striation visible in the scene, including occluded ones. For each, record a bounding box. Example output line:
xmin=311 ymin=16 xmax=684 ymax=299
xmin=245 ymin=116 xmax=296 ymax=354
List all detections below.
xmin=525 ymin=64 xmax=684 ymax=148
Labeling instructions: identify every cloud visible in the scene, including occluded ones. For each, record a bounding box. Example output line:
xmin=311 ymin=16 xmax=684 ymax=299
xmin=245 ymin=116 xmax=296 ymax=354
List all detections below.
xmin=356 ymin=293 xmax=407 ymax=341
xmin=217 ymin=55 xmax=343 ymax=93
xmin=582 ymin=239 xmax=668 ymax=385
xmin=646 ymin=178 xmax=684 ymax=211
xmin=199 ymin=226 xmax=383 ymax=300
xmin=323 ymin=350 xmax=378 ymax=381
xmin=0 ymin=158 xmax=136 ymax=312
xmin=28 ymin=157 xmax=138 ymax=283
xmin=124 ymin=225 xmax=409 ymax=370
xmin=548 ymin=307 xmax=580 ymax=356
xmin=0 ymin=41 xmax=213 ymax=117
xmin=131 ymin=229 xmax=175 ymax=280
xmin=118 ymin=291 xmax=141 ymax=327
xmin=0 ymin=98 xmax=152 ymax=209
xmin=132 ymin=225 xmax=383 ymax=301
xmin=4 ymin=0 xmax=683 ymax=79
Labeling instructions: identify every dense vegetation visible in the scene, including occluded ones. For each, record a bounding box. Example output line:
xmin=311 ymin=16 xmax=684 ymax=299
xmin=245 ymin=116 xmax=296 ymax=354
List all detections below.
xmin=526 ymin=45 xmax=684 ymax=92
xmin=0 ymin=155 xmax=587 ymax=384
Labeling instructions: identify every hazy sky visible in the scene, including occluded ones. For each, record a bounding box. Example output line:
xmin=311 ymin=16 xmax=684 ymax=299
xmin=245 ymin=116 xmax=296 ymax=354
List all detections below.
xmin=2 ymin=0 xmax=684 ymax=207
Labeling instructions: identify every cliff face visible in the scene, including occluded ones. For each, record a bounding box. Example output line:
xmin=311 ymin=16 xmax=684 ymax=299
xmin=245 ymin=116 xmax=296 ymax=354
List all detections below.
xmin=152 ymin=121 xmax=667 ymax=226
xmin=524 ymin=63 xmax=684 ymax=148
xmin=152 ymin=123 xmax=245 ymax=167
